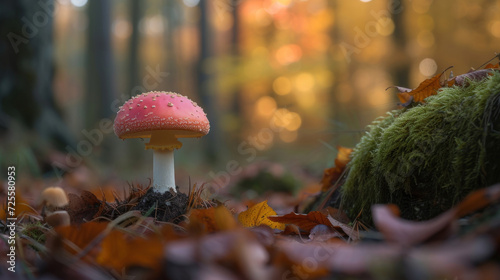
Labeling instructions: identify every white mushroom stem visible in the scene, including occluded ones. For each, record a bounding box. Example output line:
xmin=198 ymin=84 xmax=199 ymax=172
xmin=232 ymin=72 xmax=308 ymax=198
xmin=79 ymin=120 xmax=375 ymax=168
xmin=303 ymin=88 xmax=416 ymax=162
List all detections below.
xmin=153 ymin=149 xmax=176 ymax=193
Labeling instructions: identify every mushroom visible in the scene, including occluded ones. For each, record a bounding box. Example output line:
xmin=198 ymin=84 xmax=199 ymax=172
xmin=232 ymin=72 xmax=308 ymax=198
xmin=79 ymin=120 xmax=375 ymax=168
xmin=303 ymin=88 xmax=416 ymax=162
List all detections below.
xmin=41 ymin=187 xmax=69 ymax=208
xmin=113 ymin=91 xmax=210 ymax=193
xmin=40 ymin=187 xmax=70 ymax=227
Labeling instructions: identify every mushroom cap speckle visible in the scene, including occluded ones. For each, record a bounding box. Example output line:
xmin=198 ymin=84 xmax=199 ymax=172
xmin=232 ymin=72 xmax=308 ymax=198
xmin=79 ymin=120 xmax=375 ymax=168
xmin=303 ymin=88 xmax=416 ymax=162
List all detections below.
xmin=114 ymin=91 xmax=210 ymax=139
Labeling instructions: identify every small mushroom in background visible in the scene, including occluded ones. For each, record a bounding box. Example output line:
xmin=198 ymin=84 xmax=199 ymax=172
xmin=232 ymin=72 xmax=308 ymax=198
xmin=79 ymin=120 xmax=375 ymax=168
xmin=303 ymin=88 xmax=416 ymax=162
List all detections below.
xmin=41 ymin=186 xmax=69 ymax=209
xmin=40 ymin=186 xmax=70 ymax=227
xmin=113 ymin=91 xmax=210 ymax=193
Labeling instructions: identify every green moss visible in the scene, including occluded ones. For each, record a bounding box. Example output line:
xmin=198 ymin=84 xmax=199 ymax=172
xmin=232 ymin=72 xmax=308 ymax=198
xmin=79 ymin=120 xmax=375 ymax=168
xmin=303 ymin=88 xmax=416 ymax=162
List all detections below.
xmin=341 ymin=72 xmax=500 ymax=224
xmin=21 ymin=222 xmax=47 ymax=250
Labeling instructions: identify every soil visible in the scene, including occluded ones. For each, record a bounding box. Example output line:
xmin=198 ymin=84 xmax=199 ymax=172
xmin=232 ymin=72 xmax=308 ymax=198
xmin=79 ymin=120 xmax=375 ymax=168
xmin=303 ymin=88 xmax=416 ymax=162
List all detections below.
xmin=132 ymin=187 xmax=189 ymax=223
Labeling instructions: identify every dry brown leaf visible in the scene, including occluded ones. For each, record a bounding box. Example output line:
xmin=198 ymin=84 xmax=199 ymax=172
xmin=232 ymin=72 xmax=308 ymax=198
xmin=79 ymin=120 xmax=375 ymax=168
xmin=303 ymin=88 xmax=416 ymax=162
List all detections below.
xmin=215 ymin=205 xmax=238 ymax=231
xmin=188 ymin=207 xmax=217 ymax=233
xmin=397 ymin=92 xmax=413 ymax=106
xmin=453 ymin=69 xmax=498 ymax=87
xmin=308 ymin=224 xmax=342 ymax=241
xmin=372 ymin=204 xmax=455 ymax=246
xmin=322 ymin=207 xmax=350 ymax=224
xmin=373 ymin=184 xmax=500 ymax=246
xmin=188 ymin=206 xmax=237 ymax=234
xmin=408 ymin=67 xmax=451 ymax=102
xmin=484 ymin=63 xmax=499 ymax=69
xmin=249 ymin=225 xmax=276 ymax=247
xmin=66 ymin=191 xmax=106 ymax=224
xmin=278 ymin=235 xmax=493 ymax=278
xmin=97 ymin=231 xmax=164 ymax=271
xmin=283 ymin=224 xmax=303 ymax=235
xmin=277 ymin=238 xmax=400 ymax=274
xmin=327 ymin=216 xmax=359 ymax=241
xmin=268 ymin=211 xmax=333 ymax=233
xmin=164 ymin=229 xmax=266 ymax=268
xmin=55 ymin=221 xmax=108 ymax=256
xmin=455 ymin=184 xmax=500 ymax=218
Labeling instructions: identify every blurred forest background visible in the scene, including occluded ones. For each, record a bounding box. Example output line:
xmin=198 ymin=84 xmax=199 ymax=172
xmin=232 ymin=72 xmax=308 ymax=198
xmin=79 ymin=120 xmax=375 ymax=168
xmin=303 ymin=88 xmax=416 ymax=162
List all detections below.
xmin=1 ymin=0 xmax=499 ymax=195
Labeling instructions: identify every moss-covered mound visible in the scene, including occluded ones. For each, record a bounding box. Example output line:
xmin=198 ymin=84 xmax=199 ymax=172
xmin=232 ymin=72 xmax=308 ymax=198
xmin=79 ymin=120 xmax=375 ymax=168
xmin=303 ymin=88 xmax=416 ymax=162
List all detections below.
xmin=341 ymin=72 xmax=500 ymax=224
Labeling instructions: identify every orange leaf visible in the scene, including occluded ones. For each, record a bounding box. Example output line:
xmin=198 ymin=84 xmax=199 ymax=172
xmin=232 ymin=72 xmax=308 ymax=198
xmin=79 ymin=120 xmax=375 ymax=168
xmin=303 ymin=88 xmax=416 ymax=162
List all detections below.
xmin=455 ymin=184 xmax=500 ymax=218
xmin=55 ymin=221 xmax=108 ymax=256
xmin=484 ymin=63 xmax=499 ymax=69
xmin=386 ymin=86 xmax=413 ymax=107
xmin=188 ymin=206 xmax=237 ymax=233
xmin=397 ymin=92 xmax=413 ymax=106
xmin=321 ymin=146 xmax=353 ymax=191
xmin=237 ymin=200 xmax=285 ymax=230
xmin=335 ymin=146 xmax=353 ymax=168
xmin=214 ymin=205 xmax=238 ymax=231
xmin=188 ymin=207 xmax=216 ymax=233
xmin=97 ymin=231 xmax=163 ymax=271
xmin=268 ymin=211 xmax=333 ymax=232
xmin=408 ymin=67 xmax=451 ymax=102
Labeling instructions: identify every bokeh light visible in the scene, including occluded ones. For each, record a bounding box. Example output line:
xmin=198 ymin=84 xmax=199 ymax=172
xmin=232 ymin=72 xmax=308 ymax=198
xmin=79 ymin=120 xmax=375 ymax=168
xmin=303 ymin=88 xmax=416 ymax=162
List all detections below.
xmin=139 ymin=15 xmax=165 ymax=36
xmin=275 ymin=44 xmax=303 ymax=65
xmin=419 ymin=58 xmax=438 ymax=76
xmin=490 ymin=20 xmax=500 ymax=38
xmin=273 ymin=76 xmax=293 ymax=95
xmin=295 ymin=91 xmax=316 ymax=108
xmin=294 ymin=72 xmax=315 ymax=92
xmin=285 ymin=112 xmax=302 ymax=131
xmin=113 ymin=19 xmax=131 ymax=39
xmin=255 ymin=96 xmax=278 ymax=117
xmin=6 ymin=0 xmax=500 ymax=194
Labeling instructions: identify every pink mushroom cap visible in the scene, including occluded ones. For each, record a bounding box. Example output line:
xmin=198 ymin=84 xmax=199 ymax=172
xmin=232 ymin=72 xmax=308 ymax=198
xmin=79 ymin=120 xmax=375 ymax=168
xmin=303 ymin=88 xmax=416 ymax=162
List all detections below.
xmin=114 ymin=91 xmax=210 ymax=149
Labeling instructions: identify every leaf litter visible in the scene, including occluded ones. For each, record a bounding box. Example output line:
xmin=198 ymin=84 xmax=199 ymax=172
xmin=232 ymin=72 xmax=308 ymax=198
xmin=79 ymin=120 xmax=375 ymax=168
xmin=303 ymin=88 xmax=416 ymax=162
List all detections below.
xmin=2 ymin=56 xmax=500 ymax=279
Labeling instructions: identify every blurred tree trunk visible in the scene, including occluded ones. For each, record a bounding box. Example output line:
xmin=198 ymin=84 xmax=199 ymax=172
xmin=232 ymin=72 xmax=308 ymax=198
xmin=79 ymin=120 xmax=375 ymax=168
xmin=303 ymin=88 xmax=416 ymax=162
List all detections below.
xmin=0 ymin=0 xmax=74 ymax=150
xmin=124 ymin=0 xmax=145 ymax=169
xmin=230 ymin=0 xmax=242 ymax=126
xmin=197 ymin=1 xmax=223 ymax=163
xmin=86 ymin=0 xmax=116 ymax=163
xmin=164 ymin=0 xmax=180 ymax=91
xmin=127 ymin=0 xmax=141 ymax=98
xmin=390 ymin=0 xmax=410 ymax=90
xmin=86 ymin=0 xmax=116 ymax=127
